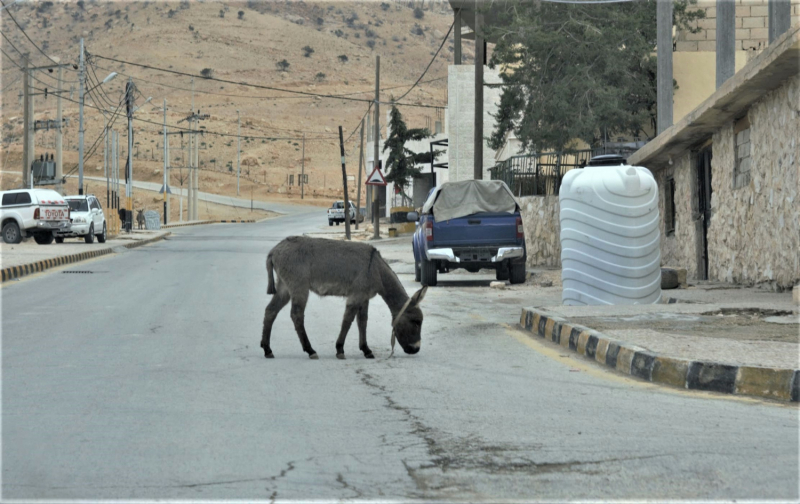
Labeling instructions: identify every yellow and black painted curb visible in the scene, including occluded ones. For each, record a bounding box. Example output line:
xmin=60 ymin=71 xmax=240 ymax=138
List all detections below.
xmin=520 ymin=307 xmax=800 ymax=403
xmin=1 ymin=233 xmax=171 ymax=283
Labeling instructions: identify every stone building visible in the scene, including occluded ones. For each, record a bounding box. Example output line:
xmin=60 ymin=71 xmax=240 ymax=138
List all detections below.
xmin=628 ymin=26 xmax=799 ymax=289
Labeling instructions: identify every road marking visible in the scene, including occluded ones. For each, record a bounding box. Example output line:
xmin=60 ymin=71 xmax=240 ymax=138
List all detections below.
xmin=502 ymin=323 xmax=796 ymax=408
xmin=0 ymin=255 xmax=113 ymax=288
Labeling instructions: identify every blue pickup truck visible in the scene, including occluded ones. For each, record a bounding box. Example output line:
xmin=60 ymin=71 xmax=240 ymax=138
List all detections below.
xmin=408 ymin=180 xmax=526 ymax=286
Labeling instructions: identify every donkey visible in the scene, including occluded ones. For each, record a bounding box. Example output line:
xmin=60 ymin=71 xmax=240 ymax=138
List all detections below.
xmin=136 ymin=209 xmax=145 ymax=230
xmin=262 ymin=236 xmax=427 ymax=359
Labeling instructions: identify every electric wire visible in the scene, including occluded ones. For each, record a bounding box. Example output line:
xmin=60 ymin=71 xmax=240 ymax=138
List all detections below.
xmin=393 ymin=21 xmax=454 ymax=103
xmin=0 ymin=0 xmax=65 ymax=66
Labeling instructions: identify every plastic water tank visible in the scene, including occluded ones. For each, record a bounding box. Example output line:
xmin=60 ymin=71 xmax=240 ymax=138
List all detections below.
xmin=559 ymin=163 xmax=661 ymax=305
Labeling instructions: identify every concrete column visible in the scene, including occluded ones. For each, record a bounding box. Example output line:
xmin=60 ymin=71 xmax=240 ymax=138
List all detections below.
xmin=454 ymin=8 xmax=462 ymax=65
xmin=768 ymin=0 xmax=791 ymax=43
xmin=716 ymin=0 xmax=735 ymax=89
xmin=474 ymin=8 xmax=484 ymax=180
xmin=657 ymin=0 xmax=673 ymax=135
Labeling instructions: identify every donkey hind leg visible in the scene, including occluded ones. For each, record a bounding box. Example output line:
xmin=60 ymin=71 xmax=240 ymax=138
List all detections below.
xmin=261 ymin=289 xmax=290 ymax=358
xmin=357 ymin=303 xmax=374 ymax=359
xmin=335 ymin=304 xmax=361 ymax=360
xmin=290 ymin=297 xmax=318 ymax=359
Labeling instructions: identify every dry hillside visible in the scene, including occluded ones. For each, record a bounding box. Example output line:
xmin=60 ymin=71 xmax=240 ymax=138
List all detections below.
xmin=1 ymin=0 xmax=473 ymax=205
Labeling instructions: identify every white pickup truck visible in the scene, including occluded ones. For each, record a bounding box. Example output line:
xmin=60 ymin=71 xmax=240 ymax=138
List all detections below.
xmin=0 ymin=188 xmax=71 ymax=244
xmin=327 ymin=200 xmax=362 ymax=226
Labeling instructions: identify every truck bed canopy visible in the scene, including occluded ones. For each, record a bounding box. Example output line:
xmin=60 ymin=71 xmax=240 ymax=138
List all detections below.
xmin=422 ymin=180 xmax=519 ymax=221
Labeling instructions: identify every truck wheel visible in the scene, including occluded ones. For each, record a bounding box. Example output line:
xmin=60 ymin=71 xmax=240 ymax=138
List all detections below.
xmin=84 ymin=224 xmax=95 ymax=244
xmin=496 ymin=264 xmax=510 ymax=281
xmin=2 ymin=221 xmax=22 ymax=244
xmin=34 ymin=233 xmax=55 ymax=245
xmin=328 ymin=220 xmax=333 ymax=227
xmin=55 ymin=237 xmax=64 ymax=243
xmin=420 ymin=258 xmax=438 ymax=287
xmin=97 ymin=223 xmax=107 ymax=243
xmin=415 ymin=261 xmax=421 ymax=282
xmin=335 ymin=221 xmax=340 ymax=226
xmin=509 ymin=262 xmax=526 ymax=284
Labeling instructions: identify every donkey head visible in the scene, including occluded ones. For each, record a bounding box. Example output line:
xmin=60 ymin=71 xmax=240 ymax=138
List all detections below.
xmin=391 ymin=286 xmax=427 ymax=354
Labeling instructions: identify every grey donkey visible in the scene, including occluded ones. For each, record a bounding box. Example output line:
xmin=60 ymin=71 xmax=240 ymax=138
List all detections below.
xmin=136 ymin=209 xmax=145 ymax=230
xmin=263 ymin=236 xmax=427 ymax=359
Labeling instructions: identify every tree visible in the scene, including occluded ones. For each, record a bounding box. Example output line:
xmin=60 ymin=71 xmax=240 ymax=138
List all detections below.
xmin=485 ymin=0 xmax=704 ymax=153
xmin=413 ymin=7 xmax=424 ymax=19
xmin=219 ymin=9 xmax=224 ymax=18
xmin=238 ymin=10 xmax=244 ymax=20
xmin=337 ymin=54 xmax=348 ymax=64
xmin=382 ymin=106 xmax=438 ymax=195
xmin=276 ymin=59 xmax=290 ymax=72
xmin=302 ymin=45 xmax=314 ymax=57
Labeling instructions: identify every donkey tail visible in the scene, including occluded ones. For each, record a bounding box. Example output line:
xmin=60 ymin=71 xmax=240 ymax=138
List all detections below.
xmin=267 ymin=252 xmax=276 ymax=295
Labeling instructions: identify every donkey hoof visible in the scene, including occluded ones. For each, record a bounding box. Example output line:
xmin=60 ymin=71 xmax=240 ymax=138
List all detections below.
xmin=264 ymin=352 xmax=274 ymax=359
xmin=309 ymin=353 xmax=319 ymax=360
xmin=336 ymin=353 xmax=346 ymax=360
xmin=364 ymin=352 xmax=375 ymax=359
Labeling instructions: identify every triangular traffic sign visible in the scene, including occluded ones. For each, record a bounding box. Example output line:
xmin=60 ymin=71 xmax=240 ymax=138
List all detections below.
xmin=158 ymin=184 xmax=173 ymax=194
xmin=365 ymin=166 xmax=387 ymax=186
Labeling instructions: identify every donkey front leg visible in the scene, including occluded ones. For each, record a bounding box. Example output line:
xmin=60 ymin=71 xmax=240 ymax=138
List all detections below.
xmin=335 ymin=304 xmax=361 ymax=359
xmin=261 ymin=289 xmax=290 ymax=358
xmin=290 ymin=298 xmax=318 ymax=359
xmin=357 ymin=303 xmax=374 ymax=359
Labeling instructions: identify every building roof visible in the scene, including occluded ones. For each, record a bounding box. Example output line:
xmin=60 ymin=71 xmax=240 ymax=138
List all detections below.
xmin=628 ymin=25 xmax=800 ymax=170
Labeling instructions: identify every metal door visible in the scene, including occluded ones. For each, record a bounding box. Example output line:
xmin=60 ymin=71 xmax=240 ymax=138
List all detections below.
xmin=696 ymin=147 xmax=712 ymax=280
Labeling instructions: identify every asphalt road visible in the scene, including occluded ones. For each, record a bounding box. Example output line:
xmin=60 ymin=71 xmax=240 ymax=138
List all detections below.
xmin=3 ymin=208 xmax=798 ymax=501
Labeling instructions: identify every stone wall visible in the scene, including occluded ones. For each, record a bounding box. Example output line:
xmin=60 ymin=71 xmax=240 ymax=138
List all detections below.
xmin=518 ymin=196 xmax=561 ymax=268
xmin=654 ymin=153 xmax=701 ymax=281
xmin=706 ymin=73 xmax=800 ymax=289
xmin=676 ymin=0 xmax=800 ymax=55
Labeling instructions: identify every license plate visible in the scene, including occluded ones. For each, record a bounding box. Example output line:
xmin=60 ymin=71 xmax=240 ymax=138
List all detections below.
xmin=42 ymin=207 xmax=68 ymax=220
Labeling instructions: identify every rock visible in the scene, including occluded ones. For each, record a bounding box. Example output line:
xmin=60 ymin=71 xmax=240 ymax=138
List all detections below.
xmin=538 ymin=280 xmax=553 ymax=287
xmin=663 ymin=266 xmax=687 ymax=288
xmin=489 ymin=281 xmax=506 ymax=290
xmin=661 ymin=268 xmax=680 ymax=289
xmin=285 ymin=14 xmax=304 ymax=25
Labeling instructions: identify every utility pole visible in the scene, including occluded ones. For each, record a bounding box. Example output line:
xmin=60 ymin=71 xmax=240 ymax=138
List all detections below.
xmin=188 ymin=78 xmax=194 ymax=220
xmin=355 ymin=118 xmax=365 ymax=230
xmin=78 ymin=38 xmax=86 ymax=195
xmin=22 ymin=53 xmax=33 ymax=187
xmin=112 ymin=130 xmax=117 ymax=234
xmin=55 ymin=66 xmax=63 ymax=192
xmin=237 ymin=109 xmax=241 ymax=195
xmin=163 ymin=98 xmax=169 ymax=225
xmin=338 ymin=126 xmax=351 ymax=240
xmin=657 ymin=0 xmax=673 ymax=135
xmin=126 ymin=77 xmax=134 ymax=231
xmin=104 ymin=115 xmax=109 ymax=207
xmin=373 ymin=55 xmax=381 ymax=240
xmin=716 ymin=0 xmax=735 ymax=89
xmin=300 ymin=133 xmax=305 ymax=200
xmin=474 ymin=7 xmax=484 ymax=180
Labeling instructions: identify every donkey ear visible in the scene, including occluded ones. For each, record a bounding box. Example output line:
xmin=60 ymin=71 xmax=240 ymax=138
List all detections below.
xmin=410 ymin=286 xmax=427 ymax=306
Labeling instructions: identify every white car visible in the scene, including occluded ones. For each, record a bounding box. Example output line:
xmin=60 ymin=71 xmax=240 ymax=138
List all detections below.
xmin=55 ymin=195 xmax=107 ymax=244
xmin=327 ymin=200 xmax=362 ymax=226
xmin=0 ymin=188 xmax=71 ymax=244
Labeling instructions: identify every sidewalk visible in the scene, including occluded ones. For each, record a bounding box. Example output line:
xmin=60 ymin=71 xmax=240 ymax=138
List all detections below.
xmin=1 ymin=229 xmax=170 ymax=282
xmin=519 ymin=282 xmax=799 ymax=402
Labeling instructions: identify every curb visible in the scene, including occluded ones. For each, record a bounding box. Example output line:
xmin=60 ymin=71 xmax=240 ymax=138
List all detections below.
xmin=162 ymin=219 xmax=256 ymax=229
xmin=520 ymin=307 xmax=800 ymax=403
xmin=1 ymin=232 xmax=171 ymax=283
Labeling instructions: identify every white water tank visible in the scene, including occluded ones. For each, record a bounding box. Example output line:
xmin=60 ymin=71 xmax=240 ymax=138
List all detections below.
xmin=559 ymin=161 xmax=661 ymax=305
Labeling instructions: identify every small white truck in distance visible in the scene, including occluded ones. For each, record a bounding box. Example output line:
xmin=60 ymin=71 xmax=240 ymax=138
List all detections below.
xmin=327 ymin=200 xmax=361 ymax=226
xmin=0 ymin=188 xmax=71 ymax=244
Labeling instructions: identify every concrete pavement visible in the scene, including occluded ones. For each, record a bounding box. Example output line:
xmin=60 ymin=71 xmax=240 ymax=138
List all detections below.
xmin=2 ymin=217 xmax=798 ymax=500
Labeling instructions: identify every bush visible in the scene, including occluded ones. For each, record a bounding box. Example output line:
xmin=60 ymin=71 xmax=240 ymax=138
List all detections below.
xmin=380 ymin=2 xmax=390 ymax=11
xmin=316 ymin=17 xmax=324 ymax=25
xmin=188 ymin=24 xmax=194 ymax=31
xmin=200 ymin=68 xmax=214 ymax=78
xmin=314 ymin=72 xmax=326 ymax=82
xmin=413 ymin=7 xmax=424 ymax=19
xmin=345 ymin=12 xmax=358 ymax=27
xmin=238 ymin=10 xmax=244 ymax=20
xmin=411 ymin=24 xmax=423 ymax=36
xmin=276 ymin=59 xmax=290 ymax=72
xmin=366 ymin=40 xmax=376 ymax=50
xmin=302 ymin=45 xmax=314 ymax=57
xmin=337 ymin=54 xmax=348 ymax=64
xmin=218 ymin=9 xmax=224 ymax=18
xmin=334 ymin=29 xmax=344 ymax=38
xmin=365 ymin=28 xmax=375 ymax=38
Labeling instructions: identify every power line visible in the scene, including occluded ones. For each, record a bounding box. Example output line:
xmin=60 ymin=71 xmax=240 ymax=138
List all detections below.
xmin=0 ymin=0 xmax=64 ymax=66
xmin=394 ymin=21 xmax=454 ymax=103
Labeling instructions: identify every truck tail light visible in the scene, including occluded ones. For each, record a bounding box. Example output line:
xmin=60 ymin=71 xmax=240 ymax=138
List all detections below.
xmin=516 ymin=216 xmax=524 ymax=239
xmin=424 ymin=221 xmax=433 ymax=242
xmin=33 ymin=207 xmax=40 ymax=220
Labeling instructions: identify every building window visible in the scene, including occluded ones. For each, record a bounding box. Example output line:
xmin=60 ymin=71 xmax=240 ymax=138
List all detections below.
xmin=665 ymin=178 xmax=675 ymax=236
xmin=288 ymin=174 xmax=294 ymax=186
xmin=733 ymin=116 xmax=751 ymax=189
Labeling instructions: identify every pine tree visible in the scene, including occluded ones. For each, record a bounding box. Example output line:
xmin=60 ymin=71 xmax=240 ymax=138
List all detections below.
xmin=485 ymin=0 xmax=704 ymax=153
xmin=382 ymin=106 xmax=439 ymax=195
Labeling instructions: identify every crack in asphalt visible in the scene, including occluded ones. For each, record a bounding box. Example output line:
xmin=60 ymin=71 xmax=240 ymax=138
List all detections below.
xmin=336 ymin=472 xmax=365 ymax=499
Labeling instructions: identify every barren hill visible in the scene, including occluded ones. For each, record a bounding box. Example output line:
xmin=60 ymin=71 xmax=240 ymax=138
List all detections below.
xmin=1 ymin=0 xmax=474 ymax=205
